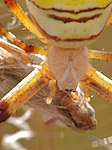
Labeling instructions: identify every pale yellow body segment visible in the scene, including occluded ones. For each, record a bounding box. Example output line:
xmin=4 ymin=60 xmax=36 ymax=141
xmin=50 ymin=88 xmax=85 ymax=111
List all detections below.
xmin=26 ymin=0 xmax=112 ymax=48
xmin=33 ymin=0 xmax=112 ymax=9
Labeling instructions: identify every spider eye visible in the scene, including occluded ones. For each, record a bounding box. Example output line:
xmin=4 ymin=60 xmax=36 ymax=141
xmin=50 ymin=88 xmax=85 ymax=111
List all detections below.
xmin=65 ymin=89 xmax=72 ymax=92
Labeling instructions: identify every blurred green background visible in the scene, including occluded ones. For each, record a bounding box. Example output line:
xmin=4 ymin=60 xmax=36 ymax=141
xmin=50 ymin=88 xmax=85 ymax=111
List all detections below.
xmin=0 ymin=1 xmax=112 ymax=150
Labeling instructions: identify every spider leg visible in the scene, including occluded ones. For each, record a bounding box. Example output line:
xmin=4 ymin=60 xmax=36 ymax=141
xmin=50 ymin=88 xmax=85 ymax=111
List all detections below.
xmin=105 ymin=13 xmax=112 ymax=27
xmin=0 ymin=62 xmax=50 ymax=123
xmin=81 ymin=65 xmax=112 ymax=103
xmin=89 ymin=49 xmax=112 ymax=60
xmin=79 ymin=82 xmax=90 ymax=102
xmin=0 ymin=24 xmax=48 ymax=56
xmin=4 ymin=0 xmax=47 ymax=44
xmin=46 ymin=79 xmax=57 ymax=104
xmin=0 ymin=38 xmax=31 ymax=64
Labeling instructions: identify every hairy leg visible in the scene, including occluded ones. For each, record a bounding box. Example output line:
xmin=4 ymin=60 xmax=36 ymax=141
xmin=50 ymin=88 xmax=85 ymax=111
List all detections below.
xmin=0 ymin=62 xmax=50 ymax=123
xmin=89 ymin=49 xmax=112 ymax=60
xmin=105 ymin=13 xmax=112 ymax=27
xmin=4 ymin=0 xmax=47 ymax=44
xmin=0 ymin=24 xmax=48 ymax=56
xmin=81 ymin=65 xmax=112 ymax=103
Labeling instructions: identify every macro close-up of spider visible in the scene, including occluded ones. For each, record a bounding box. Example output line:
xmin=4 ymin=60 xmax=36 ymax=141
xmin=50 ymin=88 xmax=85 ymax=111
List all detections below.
xmin=0 ymin=0 xmax=112 ymax=149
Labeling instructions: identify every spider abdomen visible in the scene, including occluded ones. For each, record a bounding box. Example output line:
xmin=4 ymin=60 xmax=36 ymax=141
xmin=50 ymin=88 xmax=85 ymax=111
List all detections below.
xmin=48 ymin=46 xmax=88 ymax=91
xmin=26 ymin=0 xmax=112 ymax=48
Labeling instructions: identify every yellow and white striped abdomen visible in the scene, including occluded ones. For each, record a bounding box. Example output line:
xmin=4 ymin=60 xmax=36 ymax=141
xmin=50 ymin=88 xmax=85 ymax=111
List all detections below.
xmin=26 ymin=0 xmax=112 ymax=48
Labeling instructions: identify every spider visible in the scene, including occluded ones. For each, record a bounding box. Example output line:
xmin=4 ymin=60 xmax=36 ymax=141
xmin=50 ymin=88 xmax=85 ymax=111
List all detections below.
xmin=0 ymin=28 xmax=97 ymax=132
xmin=0 ymin=0 xmax=112 ymax=131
